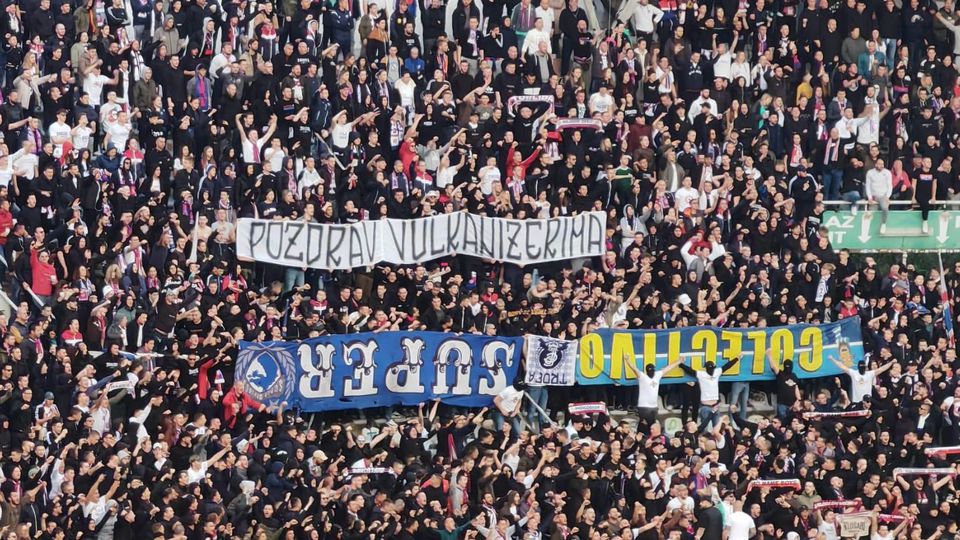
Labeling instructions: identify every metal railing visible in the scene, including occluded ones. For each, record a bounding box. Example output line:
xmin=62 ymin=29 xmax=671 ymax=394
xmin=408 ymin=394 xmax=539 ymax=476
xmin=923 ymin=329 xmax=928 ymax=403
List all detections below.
xmin=823 ymin=200 xmax=960 ymax=207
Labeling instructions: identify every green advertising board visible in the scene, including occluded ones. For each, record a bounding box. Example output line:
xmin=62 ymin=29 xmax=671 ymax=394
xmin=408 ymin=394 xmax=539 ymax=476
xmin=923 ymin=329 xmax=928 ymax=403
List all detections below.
xmin=823 ymin=210 xmax=960 ymax=251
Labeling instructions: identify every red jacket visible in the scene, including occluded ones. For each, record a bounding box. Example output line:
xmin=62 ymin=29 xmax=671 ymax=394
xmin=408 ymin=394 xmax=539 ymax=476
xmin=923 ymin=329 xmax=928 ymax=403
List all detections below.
xmin=222 ymin=388 xmax=262 ymax=426
xmin=0 ymin=209 xmax=12 ymax=246
xmin=30 ymin=249 xmax=57 ymax=296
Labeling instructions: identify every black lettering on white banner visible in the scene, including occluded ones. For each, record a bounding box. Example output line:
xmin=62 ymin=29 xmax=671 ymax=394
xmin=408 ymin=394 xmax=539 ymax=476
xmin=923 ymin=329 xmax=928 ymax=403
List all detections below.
xmin=237 ymin=213 xmax=605 ymax=269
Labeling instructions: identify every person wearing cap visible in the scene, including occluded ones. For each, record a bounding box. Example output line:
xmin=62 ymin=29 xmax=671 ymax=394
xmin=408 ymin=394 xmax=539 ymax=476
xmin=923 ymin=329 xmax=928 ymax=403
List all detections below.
xmin=186 ymin=63 xmax=214 ymax=114
xmin=34 ymin=392 xmax=60 ymax=427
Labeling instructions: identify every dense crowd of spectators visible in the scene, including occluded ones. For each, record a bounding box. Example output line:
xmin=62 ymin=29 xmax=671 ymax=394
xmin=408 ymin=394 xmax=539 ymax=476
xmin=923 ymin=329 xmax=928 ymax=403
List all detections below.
xmin=0 ymin=0 xmax=960 ymax=538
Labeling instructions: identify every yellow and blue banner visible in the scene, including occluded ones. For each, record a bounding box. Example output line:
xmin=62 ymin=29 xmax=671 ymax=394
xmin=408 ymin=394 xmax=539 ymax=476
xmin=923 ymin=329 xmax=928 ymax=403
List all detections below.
xmin=575 ymin=317 xmax=863 ymax=385
xmin=236 ymin=318 xmax=864 ymax=411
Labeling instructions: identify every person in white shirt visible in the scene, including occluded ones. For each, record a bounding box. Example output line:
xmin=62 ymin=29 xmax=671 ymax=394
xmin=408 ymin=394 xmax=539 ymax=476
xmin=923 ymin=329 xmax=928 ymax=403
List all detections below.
xmin=666 ymin=484 xmax=695 ymax=512
xmin=534 ymin=0 xmax=554 ymax=36
xmin=865 ymin=158 xmax=893 ymax=233
xmin=494 ymin=381 xmax=526 ymax=435
xmin=521 ymin=17 xmax=551 ymax=56
xmin=688 ymin=89 xmax=719 ymax=121
xmin=725 ymin=499 xmax=756 ymax=540
xmin=711 ymin=32 xmax=740 ymax=80
xmin=588 ymin=86 xmax=615 ymax=114
xmin=81 ymin=62 xmax=120 ymax=105
xmin=11 ymin=141 xmax=39 ymax=180
xmin=836 ymin=107 xmax=869 ymax=149
xmin=236 ymin=113 xmax=278 ymax=164
xmin=830 ymin=355 xmax=895 ymax=403
xmin=680 ymin=355 xmax=741 ymax=431
xmin=730 ymin=51 xmax=752 ymax=85
xmin=855 ymin=102 xmax=888 ymax=146
xmin=48 ymin=111 xmax=72 ymax=158
xmin=870 ymin=508 xmax=909 ymax=540
xmin=636 ymin=357 xmax=683 ymax=432
xmin=674 ymin=176 xmax=699 ymax=213
xmin=72 ymin=114 xmax=94 ymax=152
xmin=297 ymin=156 xmax=322 ymax=196
xmin=625 ymin=0 xmax=663 ymax=41
xmin=184 ymin=444 xmax=231 ymax=484
xmin=209 ymin=43 xmax=237 ymax=78
xmin=104 ymin=110 xmax=133 ymax=152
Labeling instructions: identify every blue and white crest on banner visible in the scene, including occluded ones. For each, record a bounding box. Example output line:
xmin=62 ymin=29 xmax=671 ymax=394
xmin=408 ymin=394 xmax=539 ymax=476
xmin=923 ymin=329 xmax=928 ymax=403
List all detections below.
xmin=237 ymin=344 xmax=297 ymax=404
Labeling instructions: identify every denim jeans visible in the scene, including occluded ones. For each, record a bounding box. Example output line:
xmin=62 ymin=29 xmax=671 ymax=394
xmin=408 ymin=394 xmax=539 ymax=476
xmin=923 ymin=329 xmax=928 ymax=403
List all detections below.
xmin=822 ymin=168 xmax=844 ymax=200
xmin=698 ymin=404 xmax=720 ymax=432
xmin=729 ymin=382 xmax=750 ymax=420
xmin=883 ymin=38 xmax=898 ymax=67
xmin=493 ymin=411 xmax=523 ymax=435
xmin=777 ymin=404 xmax=790 ymax=418
xmin=284 ymin=268 xmax=305 ymax=292
xmin=526 ymin=386 xmax=549 ymax=428
xmin=841 ymin=191 xmax=862 ymax=209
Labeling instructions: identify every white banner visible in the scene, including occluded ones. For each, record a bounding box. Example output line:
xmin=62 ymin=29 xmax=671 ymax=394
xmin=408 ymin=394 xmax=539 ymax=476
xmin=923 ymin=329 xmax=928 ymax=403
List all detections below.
xmin=837 ymin=513 xmax=871 ymax=538
xmin=237 ymin=213 xmax=606 ymax=270
xmin=526 ymin=335 xmax=578 ymax=386
xmin=568 ymin=402 xmax=608 ymax=415
xmin=348 ymin=467 xmax=389 ymax=474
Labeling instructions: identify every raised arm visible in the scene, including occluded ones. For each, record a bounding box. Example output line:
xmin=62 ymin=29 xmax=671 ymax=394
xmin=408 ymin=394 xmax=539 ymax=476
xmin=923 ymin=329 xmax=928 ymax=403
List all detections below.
xmin=875 ymin=359 xmax=896 ymax=376
xmin=662 ymin=357 xmax=683 ymax=374
xmin=768 ymin=348 xmax=781 ymax=374
xmin=261 ymin=114 xmax=278 ymax=143
xmin=721 ymin=354 xmax=742 ymax=373
xmin=828 ymin=355 xmax=848 ymax=371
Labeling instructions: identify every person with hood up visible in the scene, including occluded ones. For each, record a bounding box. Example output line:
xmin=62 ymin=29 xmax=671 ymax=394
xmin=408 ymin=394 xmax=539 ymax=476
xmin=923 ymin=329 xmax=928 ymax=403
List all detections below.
xmin=830 ymin=354 xmax=896 ymax=403
xmin=635 ymin=355 xmax=683 ymax=433
xmin=770 ymin=348 xmax=801 ymax=418
xmin=153 ymin=15 xmax=181 ymax=55
xmin=680 ymin=354 xmax=742 ymax=432
xmin=264 ymin=460 xmax=295 ymax=502
xmin=226 ymin=479 xmax=259 ymax=525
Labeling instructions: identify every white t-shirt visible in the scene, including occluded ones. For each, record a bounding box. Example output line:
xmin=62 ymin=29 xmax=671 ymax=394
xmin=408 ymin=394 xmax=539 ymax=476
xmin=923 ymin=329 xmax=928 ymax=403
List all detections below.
xmin=186 ymin=462 xmax=208 ymax=483
xmin=436 ymin=165 xmax=460 ymax=189
xmin=0 ymin=161 xmax=13 ymax=187
xmin=48 ymin=121 xmax=72 ymax=148
xmin=264 ymin=147 xmax=286 ymax=172
xmin=713 ymin=51 xmax=734 ymax=80
xmin=535 ymin=5 xmax=554 ymax=35
xmin=589 ymin=92 xmax=614 ymax=114
xmin=12 ymin=151 xmax=38 ymax=180
xmin=331 ymin=123 xmax=351 ymax=149
xmin=83 ymin=74 xmax=110 ymax=105
xmin=696 ymin=368 xmax=723 ymax=402
xmin=675 ymin=186 xmax=699 ymax=212
xmin=497 ymin=385 xmax=523 ymax=414
xmin=819 ymin=521 xmax=839 ymax=540
xmin=106 ymin=121 xmax=132 ymax=151
xmin=666 ymin=495 xmax=694 ymax=512
xmin=637 ymin=370 xmax=664 ymax=408
xmin=73 ymin=126 xmax=92 ymax=151
xmin=845 ymin=368 xmax=877 ymax=402
xmin=726 ymin=512 xmax=755 ymax=540
xmin=83 ymin=499 xmax=107 ymax=522
xmin=479 ymin=166 xmax=501 ymax=195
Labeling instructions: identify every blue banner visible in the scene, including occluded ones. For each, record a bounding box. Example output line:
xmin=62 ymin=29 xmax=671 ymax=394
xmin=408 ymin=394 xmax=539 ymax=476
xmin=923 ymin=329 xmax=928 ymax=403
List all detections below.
xmin=575 ymin=317 xmax=864 ymax=385
xmin=236 ymin=332 xmax=523 ymax=412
